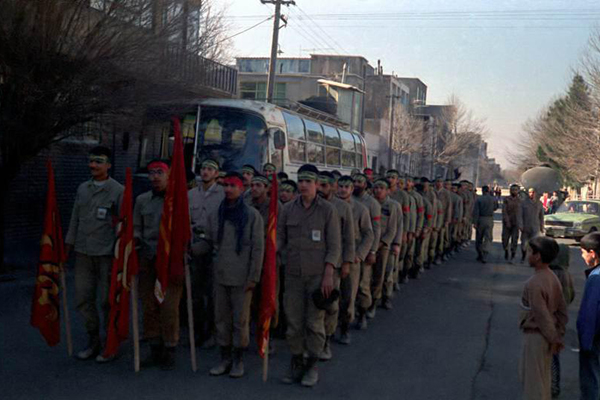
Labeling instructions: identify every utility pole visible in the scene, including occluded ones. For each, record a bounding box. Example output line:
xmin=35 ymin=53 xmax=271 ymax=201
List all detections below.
xmin=261 ymin=0 xmax=295 ymax=103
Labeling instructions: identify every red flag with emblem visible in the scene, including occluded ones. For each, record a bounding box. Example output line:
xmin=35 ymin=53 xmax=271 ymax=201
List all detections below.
xmin=31 ymin=160 xmax=67 ymax=346
xmin=257 ymin=176 xmax=278 ymax=358
xmin=103 ymin=168 xmax=138 ymax=357
xmin=154 ymin=117 xmax=191 ymax=303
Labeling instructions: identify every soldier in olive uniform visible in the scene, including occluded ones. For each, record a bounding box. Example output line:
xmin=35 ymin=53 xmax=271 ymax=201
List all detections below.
xmin=416 ymin=179 xmax=435 ymax=271
xmin=386 ymin=170 xmax=411 ymax=290
xmin=421 ymin=178 xmax=438 ymax=269
xmin=134 ymin=159 xmax=182 ymax=370
xmin=336 ymin=175 xmax=374 ymax=343
xmin=406 ymin=177 xmax=425 ymax=278
xmin=502 ymin=183 xmax=523 ymax=262
xmin=317 ymin=171 xmax=355 ymax=360
xmin=473 ymin=186 xmax=497 ymax=263
xmin=450 ymin=183 xmax=464 ymax=253
xmin=206 ymin=172 xmax=264 ymax=378
xmin=398 ymin=175 xmax=417 ymax=283
xmin=277 ymin=164 xmax=341 ymax=387
xmin=279 ymin=179 xmax=298 ymax=205
xmin=352 ymin=173 xmax=382 ymax=330
xmin=241 ymin=164 xmax=257 ymax=202
xmin=189 ymin=159 xmax=224 ymax=347
xmin=65 ymin=146 xmax=124 ymax=361
xmin=435 ymin=178 xmax=453 ymax=263
xmin=369 ymin=178 xmax=400 ymax=312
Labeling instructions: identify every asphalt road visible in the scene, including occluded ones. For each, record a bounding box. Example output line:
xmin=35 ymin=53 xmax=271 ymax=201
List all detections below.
xmin=0 ymin=214 xmax=589 ymax=400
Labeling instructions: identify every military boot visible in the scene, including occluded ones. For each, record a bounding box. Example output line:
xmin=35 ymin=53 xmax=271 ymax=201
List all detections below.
xmin=141 ymin=342 xmax=164 ymax=368
xmin=338 ymin=322 xmax=352 ymax=345
xmin=160 ymin=346 xmax=176 ymax=371
xmin=366 ymin=303 xmax=377 ymax=319
xmin=301 ymin=357 xmax=319 ymax=387
xmin=210 ymin=346 xmax=232 ymax=376
xmin=319 ymin=336 xmax=332 ymax=361
xmin=229 ymin=348 xmax=245 ymax=378
xmin=281 ymin=355 xmax=304 ymax=384
xmin=355 ymin=309 xmax=368 ymax=330
xmin=382 ymin=297 xmax=393 ymax=310
xmin=76 ymin=335 xmax=101 ymax=361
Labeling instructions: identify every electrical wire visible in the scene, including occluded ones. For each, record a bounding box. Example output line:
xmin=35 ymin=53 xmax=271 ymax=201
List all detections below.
xmin=294 ymin=5 xmax=348 ymax=54
xmin=220 ymin=15 xmax=274 ymax=42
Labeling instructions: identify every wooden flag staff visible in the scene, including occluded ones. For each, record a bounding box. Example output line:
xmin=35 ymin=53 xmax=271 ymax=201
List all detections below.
xmin=59 ymin=265 xmax=73 ymax=357
xmin=131 ymin=277 xmax=140 ymax=372
xmin=262 ymin=337 xmax=270 ymax=382
xmin=185 ymin=259 xmax=197 ymax=372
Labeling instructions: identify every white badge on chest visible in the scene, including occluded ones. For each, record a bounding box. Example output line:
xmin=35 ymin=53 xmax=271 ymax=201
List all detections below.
xmin=312 ymin=230 xmax=321 ymax=242
xmin=96 ymin=207 xmax=108 ymax=221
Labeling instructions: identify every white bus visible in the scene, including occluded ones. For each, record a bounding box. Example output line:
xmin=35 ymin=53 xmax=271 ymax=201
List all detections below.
xmin=144 ymin=99 xmax=367 ymax=179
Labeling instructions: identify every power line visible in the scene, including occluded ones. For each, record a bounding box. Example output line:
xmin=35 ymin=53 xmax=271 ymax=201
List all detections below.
xmin=287 ymin=8 xmax=339 ymax=55
xmin=295 ymin=5 xmax=348 ymax=54
xmin=220 ymin=15 xmax=274 ymax=43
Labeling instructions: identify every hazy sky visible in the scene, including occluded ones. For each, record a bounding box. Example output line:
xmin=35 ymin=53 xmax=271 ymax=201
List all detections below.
xmin=219 ymin=0 xmax=599 ymax=168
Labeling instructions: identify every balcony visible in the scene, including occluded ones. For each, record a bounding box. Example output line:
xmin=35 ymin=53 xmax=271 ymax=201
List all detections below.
xmin=163 ymin=45 xmax=237 ymax=97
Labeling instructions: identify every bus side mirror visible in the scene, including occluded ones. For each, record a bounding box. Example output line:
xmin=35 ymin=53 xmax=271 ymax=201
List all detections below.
xmin=271 ymin=128 xmax=286 ymax=150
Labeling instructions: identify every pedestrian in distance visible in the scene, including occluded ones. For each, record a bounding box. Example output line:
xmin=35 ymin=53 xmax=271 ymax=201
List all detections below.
xmin=206 ymin=171 xmax=265 ymax=378
xmin=577 ymin=232 xmax=600 ymax=399
xmin=520 ymin=187 xmax=545 ymax=263
xmin=473 ymin=185 xmax=497 ymax=264
xmin=502 ymin=184 xmax=523 ymax=263
xmin=64 ymin=146 xmax=124 ymax=362
xmin=519 ymin=236 xmax=568 ymax=400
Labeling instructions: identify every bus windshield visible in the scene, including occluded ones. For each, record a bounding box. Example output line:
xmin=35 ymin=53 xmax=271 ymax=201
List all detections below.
xmin=195 ymin=106 xmax=268 ymax=172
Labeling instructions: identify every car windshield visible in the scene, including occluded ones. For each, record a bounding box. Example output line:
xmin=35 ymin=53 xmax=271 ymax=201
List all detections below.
xmin=557 ymin=201 xmax=600 ymax=215
xmin=196 ymin=106 xmax=268 ymax=172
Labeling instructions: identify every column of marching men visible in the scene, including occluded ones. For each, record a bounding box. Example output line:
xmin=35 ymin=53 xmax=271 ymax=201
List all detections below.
xmin=64 ymin=146 xmax=481 ymax=387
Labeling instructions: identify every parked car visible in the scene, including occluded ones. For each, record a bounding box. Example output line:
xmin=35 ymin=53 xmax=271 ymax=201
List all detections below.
xmin=545 ymin=200 xmax=600 ymax=240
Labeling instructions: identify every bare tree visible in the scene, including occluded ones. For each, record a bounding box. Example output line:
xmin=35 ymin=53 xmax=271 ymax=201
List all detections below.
xmin=435 ymin=94 xmax=488 ymax=166
xmin=0 ymin=0 xmax=231 ymax=269
xmin=390 ymin=103 xmax=424 ymax=155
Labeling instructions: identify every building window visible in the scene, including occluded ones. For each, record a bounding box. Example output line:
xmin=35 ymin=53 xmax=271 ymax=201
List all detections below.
xmin=240 ymin=82 xmax=286 ymax=101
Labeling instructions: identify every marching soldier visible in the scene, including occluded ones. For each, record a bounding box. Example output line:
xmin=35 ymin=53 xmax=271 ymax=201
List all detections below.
xmin=277 ymin=164 xmax=341 ymax=387
xmin=435 ymin=178 xmax=453 ymax=264
xmin=134 ymin=159 xmax=182 ymax=370
xmin=398 ymin=175 xmax=417 ymax=283
xmin=416 ymin=179 xmax=435 ymax=271
xmin=421 ymin=178 xmax=439 ymax=269
xmin=206 ymin=172 xmax=264 ymax=378
xmin=279 ymin=179 xmax=298 ymax=205
xmin=450 ymin=183 xmax=464 ymax=253
xmin=352 ymin=173 xmax=382 ymax=329
xmin=241 ymin=164 xmax=257 ymax=201
xmin=189 ymin=159 xmax=224 ymax=347
xmin=65 ymin=146 xmax=124 ymax=361
xmin=472 ymin=186 xmax=497 ymax=263
xmin=502 ymin=184 xmax=523 ymax=263
xmin=459 ymin=181 xmax=473 ymax=246
xmin=371 ymin=179 xmax=402 ymax=311
xmin=406 ymin=177 xmax=425 ymax=278
xmin=317 ymin=171 xmax=355 ymax=360
xmin=386 ymin=170 xmax=411 ymax=290
xmin=336 ymin=175 xmax=374 ymax=343
xmin=521 ymin=187 xmax=545 ymax=262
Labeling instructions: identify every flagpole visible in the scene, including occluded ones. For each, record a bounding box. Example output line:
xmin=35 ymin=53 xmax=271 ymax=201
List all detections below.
xmin=262 ymin=336 xmax=270 ymax=382
xmin=59 ymin=264 xmax=73 ymax=357
xmin=131 ymin=276 xmax=140 ymax=372
xmin=184 ymin=260 xmax=197 ymax=372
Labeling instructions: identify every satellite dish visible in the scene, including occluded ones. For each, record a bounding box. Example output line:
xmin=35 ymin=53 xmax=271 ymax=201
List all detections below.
xmin=520 ymin=166 xmax=562 ymax=193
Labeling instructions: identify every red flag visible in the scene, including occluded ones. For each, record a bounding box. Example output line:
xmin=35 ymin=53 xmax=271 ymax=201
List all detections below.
xmin=257 ymin=176 xmax=278 ymax=358
xmin=154 ymin=117 xmax=191 ymax=303
xmin=31 ymin=160 xmax=67 ymax=346
xmin=103 ymin=168 xmax=139 ymax=357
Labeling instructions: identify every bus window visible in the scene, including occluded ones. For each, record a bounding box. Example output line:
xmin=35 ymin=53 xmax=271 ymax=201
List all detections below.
xmin=353 ymin=132 xmax=364 ymax=168
xmin=283 ymin=112 xmax=307 ymax=163
xmin=339 ymin=129 xmax=357 ymax=168
xmin=323 ymin=125 xmax=341 ymax=166
xmin=307 ymin=143 xmax=325 ymax=165
xmin=195 ymin=106 xmax=267 ymax=172
xmin=304 ymin=119 xmax=324 ymax=144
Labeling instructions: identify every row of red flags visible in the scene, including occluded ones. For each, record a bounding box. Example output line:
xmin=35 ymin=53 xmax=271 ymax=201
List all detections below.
xmin=30 ymin=118 xmax=279 ymax=360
